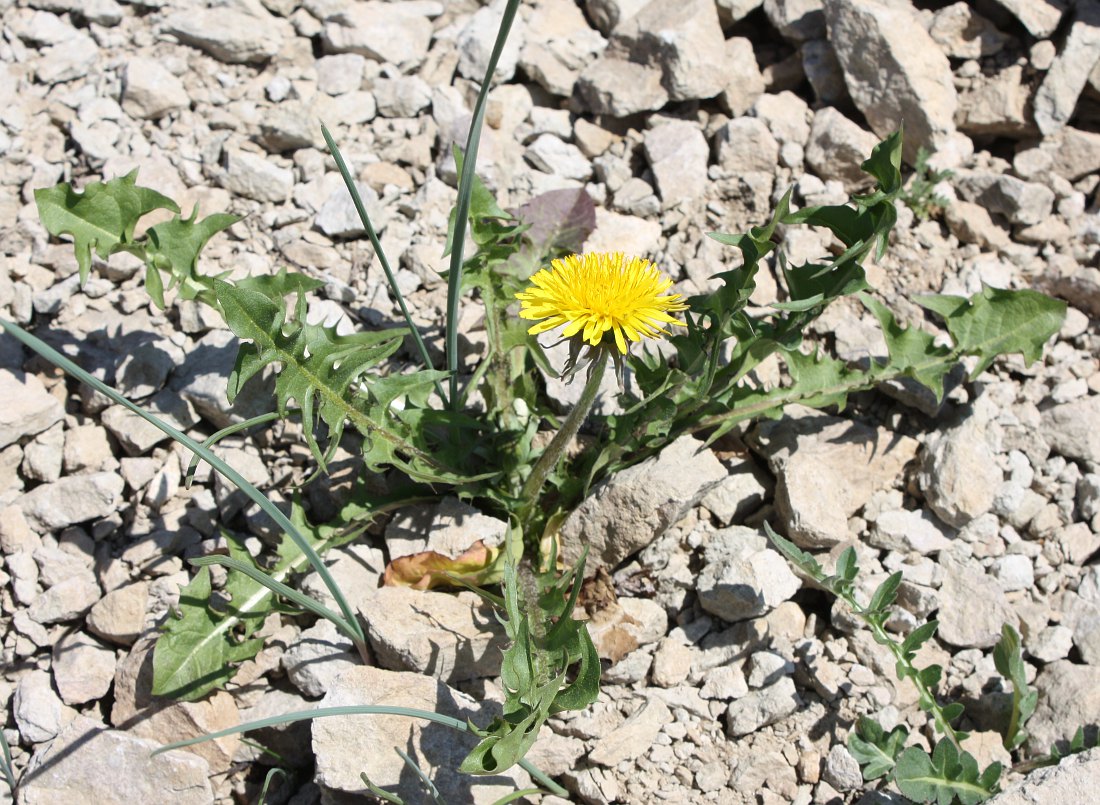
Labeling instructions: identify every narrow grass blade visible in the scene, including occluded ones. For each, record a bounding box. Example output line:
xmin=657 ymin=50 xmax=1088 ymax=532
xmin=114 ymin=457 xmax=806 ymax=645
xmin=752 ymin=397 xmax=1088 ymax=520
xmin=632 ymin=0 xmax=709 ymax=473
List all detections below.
xmin=184 ymin=410 xmax=286 ymax=488
xmin=490 ymin=790 xmax=544 ymax=805
xmin=0 ymin=318 xmax=365 ymax=647
xmin=0 ymin=725 xmax=16 ymax=792
xmin=152 ymin=705 xmax=568 ymax=797
xmin=445 ymin=0 xmax=521 ymax=408
xmin=320 ymin=124 xmax=445 ymax=405
xmin=394 ymin=746 xmax=444 ymax=804
xmin=257 ymin=767 xmax=287 ymax=802
xmin=189 ymin=555 xmax=358 ymax=639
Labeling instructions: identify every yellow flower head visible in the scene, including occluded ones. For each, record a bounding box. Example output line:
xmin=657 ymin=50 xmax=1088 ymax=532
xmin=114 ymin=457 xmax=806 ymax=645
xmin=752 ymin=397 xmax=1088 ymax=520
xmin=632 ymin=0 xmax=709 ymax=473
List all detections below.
xmin=515 ymin=252 xmax=688 ymax=354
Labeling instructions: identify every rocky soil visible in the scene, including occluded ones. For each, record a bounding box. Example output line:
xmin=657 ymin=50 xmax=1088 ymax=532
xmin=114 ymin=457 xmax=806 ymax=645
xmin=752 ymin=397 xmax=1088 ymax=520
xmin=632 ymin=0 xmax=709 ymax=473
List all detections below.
xmin=2 ymin=0 xmax=1100 ymax=803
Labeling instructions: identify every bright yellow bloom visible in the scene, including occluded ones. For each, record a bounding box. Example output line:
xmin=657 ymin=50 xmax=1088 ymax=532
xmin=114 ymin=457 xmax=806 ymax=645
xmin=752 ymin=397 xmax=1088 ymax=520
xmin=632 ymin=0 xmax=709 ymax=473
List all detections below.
xmin=515 ymin=252 xmax=688 ymax=354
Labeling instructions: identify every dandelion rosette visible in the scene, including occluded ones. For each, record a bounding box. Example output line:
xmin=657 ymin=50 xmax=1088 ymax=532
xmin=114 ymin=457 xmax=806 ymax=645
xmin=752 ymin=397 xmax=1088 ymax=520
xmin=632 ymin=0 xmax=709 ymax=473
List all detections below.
xmin=515 ymin=253 xmax=688 ymax=370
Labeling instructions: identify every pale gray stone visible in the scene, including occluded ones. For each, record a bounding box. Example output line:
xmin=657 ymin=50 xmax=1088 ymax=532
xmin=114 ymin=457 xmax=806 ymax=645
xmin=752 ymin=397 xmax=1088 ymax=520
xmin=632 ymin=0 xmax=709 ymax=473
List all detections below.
xmin=314 ymin=181 xmax=388 ymax=238
xmin=525 ymin=134 xmax=593 ymax=181
xmin=802 ymin=38 xmax=848 ymax=106
xmin=32 ymin=275 xmax=81 ymax=316
xmin=989 ymin=748 xmax=1100 ymax=805
xmin=83 ymin=0 xmax=123 ymax=26
xmin=524 ymin=728 xmax=588 ymax=778
xmin=224 ymin=150 xmax=293 ymax=203
xmin=1028 ymin=662 xmax=1100 ymax=752
xmin=1014 ymin=127 xmax=1100 ymax=183
xmin=576 ymin=58 xmax=668 ymax=116
xmin=652 ymin=639 xmax=696 ymax=688
xmin=33 ymin=544 xmax=91 ymax=589
xmin=715 ymin=117 xmax=779 ymax=175
xmin=821 ymin=744 xmax=863 ymax=791
xmin=373 ymin=76 xmax=432 ymax=117
xmin=100 ymin=392 xmax=198 ymax=456
xmin=930 ymin=2 xmax=1009 ymax=59
xmin=954 ymin=171 xmax=1055 ymax=227
xmin=315 ymin=53 xmax=365 ymax=96
xmin=825 ymin=0 xmax=958 ymax=160
xmin=588 ymin=697 xmax=673 ymax=766
xmin=313 ymin=666 xmax=529 ymax=802
xmin=697 ymin=527 xmax=801 ymax=622
xmin=14 ymin=670 xmax=74 ymax=744
xmin=322 ymin=2 xmax=433 ymax=67
xmin=560 ymin=434 xmax=727 ymax=569
xmin=1041 ymin=395 xmax=1100 ymax=464
xmin=86 ymin=581 xmax=150 ymax=646
xmin=749 ymin=411 xmax=919 ymax=547
xmin=258 ymin=101 xmax=327 ymax=151
xmin=7 ymin=550 xmax=39 ymax=607
xmin=10 ymin=9 xmax=79 ymax=45
xmin=27 ymin=573 xmax=101 ymax=624
xmin=726 ymin=676 xmax=801 ymax=736
xmin=51 ymin=632 xmax=116 ymax=705
xmin=62 ymin=425 xmax=117 ymax=474
xmin=115 ymin=336 xmax=184 ymax=399
xmin=1062 ymin=592 xmax=1100 ymax=665
xmin=385 ymin=497 xmax=506 ymax=559
xmin=919 ymin=417 xmax=1001 ymax=528
xmin=585 ymin=0 xmax=651 ymax=33
xmin=613 ymin=0 xmax=728 ymax=101
xmin=457 ymin=0 xmax=525 ymax=84
xmin=937 ymin=555 xmax=1016 ymax=648
xmin=644 ymin=120 xmax=708 ymax=209
xmin=990 ymin=554 xmax=1035 ymax=592
xmin=22 ymin=423 xmax=64 ymax=483
xmin=754 ymin=91 xmax=812 ymax=146
xmin=163 ymin=8 xmax=284 ymax=64
xmin=806 ymin=106 xmax=879 ymax=189
xmin=170 ymin=330 xmax=273 ymax=429
xmin=299 ymin=543 xmax=386 ymax=613
xmin=700 ymin=458 xmax=772 ymax=526
xmin=720 ymin=37 xmax=766 ymax=116
xmin=235 ymin=686 xmax=314 ymax=768
xmin=585 ymin=207 xmax=663 ymax=256
xmin=869 ymin=509 xmax=953 ymax=555
xmin=700 ymin=664 xmax=749 ymax=700
xmin=988 ymin=0 xmax=1066 ymax=38
xmin=1033 ymin=3 xmax=1100 ymax=135
xmin=1027 ymin=624 xmax=1074 ymax=663
xmin=765 ymin=0 xmax=826 ymax=42
xmin=17 ymin=472 xmax=124 ymax=533
xmin=282 ymin=618 xmax=358 ymax=699
xmin=945 ymin=200 xmax=1011 ymax=250
xmin=747 ymin=651 xmax=795 ymax=688
xmin=35 ymin=33 xmax=98 ymax=84
xmin=17 ymin=715 xmax=212 ymax=804
xmin=121 ymin=57 xmax=189 ymax=119
xmin=0 ymin=370 xmax=64 ymax=449
xmin=363 ymin=587 xmax=508 ymax=683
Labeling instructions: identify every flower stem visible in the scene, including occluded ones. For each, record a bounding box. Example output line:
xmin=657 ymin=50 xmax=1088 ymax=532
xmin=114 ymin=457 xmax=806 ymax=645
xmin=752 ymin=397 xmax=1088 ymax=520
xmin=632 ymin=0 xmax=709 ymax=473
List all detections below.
xmin=518 ymin=356 xmax=606 ymax=527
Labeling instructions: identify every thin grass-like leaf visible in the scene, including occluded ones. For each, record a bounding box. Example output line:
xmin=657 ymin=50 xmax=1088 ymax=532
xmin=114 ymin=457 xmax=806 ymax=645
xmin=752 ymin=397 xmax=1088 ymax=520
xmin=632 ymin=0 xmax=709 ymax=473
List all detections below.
xmin=320 ymin=124 xmax=445 ymax=404
xmin=0 ymin=725 xmax=16 ymax=793
xmin=189 ymin=555 xmax=358 ymax=640
xmin=445 ymin=0 xmax=522 ymax=408
xmin=256 ymin=767 xmax=287 ymax=803
xmin=394 ymin=746 xmax=444 ymax=804
xmin=184 ymin=410 xmax=287 ymax=488
xmin=0 ymin=317 xmax=365 ymax=648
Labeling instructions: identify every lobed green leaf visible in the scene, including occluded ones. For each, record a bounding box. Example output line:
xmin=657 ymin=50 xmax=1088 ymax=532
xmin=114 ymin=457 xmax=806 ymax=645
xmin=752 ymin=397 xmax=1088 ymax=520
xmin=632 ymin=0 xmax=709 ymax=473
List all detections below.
xmin=34 ymin=169 xmax=179 ymax=282
xmin=895 ymin=740 xmax=998 ymax=805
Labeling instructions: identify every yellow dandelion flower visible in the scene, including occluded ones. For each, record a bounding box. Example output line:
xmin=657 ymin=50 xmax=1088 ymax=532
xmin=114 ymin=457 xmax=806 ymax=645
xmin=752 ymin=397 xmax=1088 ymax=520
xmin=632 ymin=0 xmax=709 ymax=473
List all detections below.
xmin=515 ymin=252 xmax=689 ymax=355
